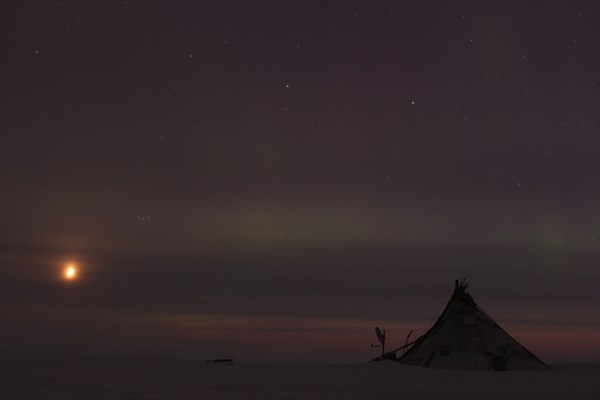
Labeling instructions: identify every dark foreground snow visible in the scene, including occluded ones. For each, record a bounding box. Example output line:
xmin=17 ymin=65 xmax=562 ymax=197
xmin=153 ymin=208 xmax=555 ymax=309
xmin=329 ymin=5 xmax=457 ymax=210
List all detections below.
xmin=1 ymin=352 xmax=598 ymax=400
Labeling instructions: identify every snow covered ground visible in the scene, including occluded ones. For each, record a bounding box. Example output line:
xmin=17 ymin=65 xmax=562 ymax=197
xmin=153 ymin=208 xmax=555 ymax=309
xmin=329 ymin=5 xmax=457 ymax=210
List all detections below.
xmin=1 ymin=351 xmax=598 ymax=399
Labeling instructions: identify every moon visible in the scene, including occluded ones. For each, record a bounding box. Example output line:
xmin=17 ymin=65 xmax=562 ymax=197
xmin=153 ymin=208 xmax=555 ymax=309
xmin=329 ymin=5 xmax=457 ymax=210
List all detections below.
xmin=64 ymin=264 xmax=78 ymax=281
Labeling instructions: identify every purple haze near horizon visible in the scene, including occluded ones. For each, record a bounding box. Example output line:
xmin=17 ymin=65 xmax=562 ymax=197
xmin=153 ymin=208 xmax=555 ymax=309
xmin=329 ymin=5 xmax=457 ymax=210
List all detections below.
xmin=1 ymin=1 xmax=598 ymax=363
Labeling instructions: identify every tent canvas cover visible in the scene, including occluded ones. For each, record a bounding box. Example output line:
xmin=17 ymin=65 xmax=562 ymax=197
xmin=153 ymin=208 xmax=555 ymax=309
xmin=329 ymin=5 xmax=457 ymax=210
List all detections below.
xmin=377 ymin=278 xmax=551 ymax=371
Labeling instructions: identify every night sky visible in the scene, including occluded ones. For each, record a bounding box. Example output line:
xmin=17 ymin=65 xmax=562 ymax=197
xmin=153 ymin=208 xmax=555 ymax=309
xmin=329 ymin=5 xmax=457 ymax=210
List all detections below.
xmin=1 ymin=1 xmax=598 ymax=363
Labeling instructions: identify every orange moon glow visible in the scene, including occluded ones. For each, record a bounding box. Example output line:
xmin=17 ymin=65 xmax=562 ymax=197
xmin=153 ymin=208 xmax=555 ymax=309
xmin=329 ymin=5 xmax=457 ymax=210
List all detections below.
xmin=64 ymin=264 xmax=78 ymax=280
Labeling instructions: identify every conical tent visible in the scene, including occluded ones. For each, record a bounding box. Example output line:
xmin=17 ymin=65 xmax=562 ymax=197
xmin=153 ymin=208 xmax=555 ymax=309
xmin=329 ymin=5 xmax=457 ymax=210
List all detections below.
xmin=396 ymin=278 xmax=551 ymax=371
